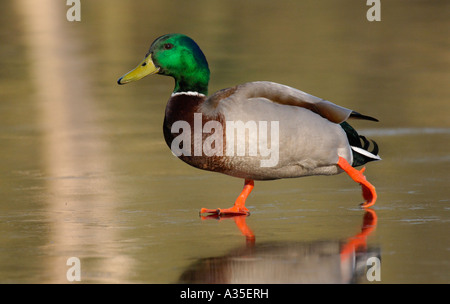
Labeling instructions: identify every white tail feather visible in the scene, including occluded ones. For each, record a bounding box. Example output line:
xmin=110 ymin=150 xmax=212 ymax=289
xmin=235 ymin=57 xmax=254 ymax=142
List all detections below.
xmin=351 ymin=146 xmax=382 ymax=160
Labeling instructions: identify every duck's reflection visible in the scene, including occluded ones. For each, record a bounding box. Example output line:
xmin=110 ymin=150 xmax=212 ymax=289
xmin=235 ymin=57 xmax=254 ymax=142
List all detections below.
xmin=179 ymin=209 xmax=379 ymax=283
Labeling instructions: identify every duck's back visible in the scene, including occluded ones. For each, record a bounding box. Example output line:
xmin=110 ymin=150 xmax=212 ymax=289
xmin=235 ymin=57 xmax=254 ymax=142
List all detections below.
xmin=163 ymin=83 xmax=353 ymax=180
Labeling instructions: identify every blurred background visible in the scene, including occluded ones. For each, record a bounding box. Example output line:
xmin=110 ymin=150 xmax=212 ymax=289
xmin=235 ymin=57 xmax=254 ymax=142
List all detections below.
xmin=0 ymin=0 xmax=448 ymax=283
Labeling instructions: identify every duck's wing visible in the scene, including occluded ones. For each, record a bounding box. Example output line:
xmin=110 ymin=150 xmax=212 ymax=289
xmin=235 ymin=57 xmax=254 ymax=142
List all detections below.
xmin=204 ymin=81 xmax=377 ymax=123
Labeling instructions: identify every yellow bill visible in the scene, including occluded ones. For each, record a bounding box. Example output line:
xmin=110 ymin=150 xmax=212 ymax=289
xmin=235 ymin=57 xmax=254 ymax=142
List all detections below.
xmin=117 ymin=55 xmax=159 ymax=85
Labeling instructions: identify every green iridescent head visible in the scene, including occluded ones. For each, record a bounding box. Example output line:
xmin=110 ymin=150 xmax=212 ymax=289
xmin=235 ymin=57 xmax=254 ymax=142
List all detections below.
xmin=118 ymin=33 xmax=210 ymax=95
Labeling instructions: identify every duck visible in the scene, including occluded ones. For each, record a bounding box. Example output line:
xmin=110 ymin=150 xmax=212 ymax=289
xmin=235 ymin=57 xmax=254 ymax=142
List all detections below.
xmin=117 ymin=33 xmax=381 ymax=215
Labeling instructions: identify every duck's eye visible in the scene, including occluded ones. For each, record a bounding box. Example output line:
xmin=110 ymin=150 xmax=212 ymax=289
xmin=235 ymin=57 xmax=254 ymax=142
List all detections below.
xmin=163 ymin=43 xmax=174 ymax=50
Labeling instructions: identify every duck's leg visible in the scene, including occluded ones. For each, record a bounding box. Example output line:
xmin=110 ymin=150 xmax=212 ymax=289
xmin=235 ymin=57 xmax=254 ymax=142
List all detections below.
xmin=200 ymin=179 xmax=254 ymax=215
xmin=337 ymin=157 xmax=377 ymax=208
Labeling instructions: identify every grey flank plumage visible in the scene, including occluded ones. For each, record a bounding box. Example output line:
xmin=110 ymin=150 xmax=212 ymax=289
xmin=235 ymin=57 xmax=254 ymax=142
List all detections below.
xmin=199 ymin=81 xmax=379 ymax=180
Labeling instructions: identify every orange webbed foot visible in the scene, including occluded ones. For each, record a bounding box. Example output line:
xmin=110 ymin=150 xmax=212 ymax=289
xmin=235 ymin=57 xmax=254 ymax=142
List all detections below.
xmin=200 ymin=179 xmax=254 ymax=216
xmin=337 ymin=157 xmax=377 ymax=208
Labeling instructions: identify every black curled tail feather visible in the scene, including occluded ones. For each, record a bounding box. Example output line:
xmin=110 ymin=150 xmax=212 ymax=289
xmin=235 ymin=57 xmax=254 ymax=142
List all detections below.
xmin=340 ymin=121 xmax=381 ymax=167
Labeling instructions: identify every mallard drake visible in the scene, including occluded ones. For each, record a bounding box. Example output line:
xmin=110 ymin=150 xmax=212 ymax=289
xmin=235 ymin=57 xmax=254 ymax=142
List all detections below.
xmin=118 ymin=33 xmax=381 ymax=215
